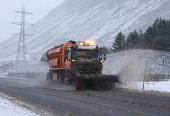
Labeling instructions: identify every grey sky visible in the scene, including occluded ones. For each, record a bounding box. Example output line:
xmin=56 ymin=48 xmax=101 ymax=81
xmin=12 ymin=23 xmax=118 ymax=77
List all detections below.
xmin=0 ymin=0 xmax=64 ymax=43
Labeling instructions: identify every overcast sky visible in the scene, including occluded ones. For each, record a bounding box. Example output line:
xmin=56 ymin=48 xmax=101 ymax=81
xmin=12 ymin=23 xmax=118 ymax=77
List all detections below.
xmin=0 ymin=0 xmax=64 ymax=43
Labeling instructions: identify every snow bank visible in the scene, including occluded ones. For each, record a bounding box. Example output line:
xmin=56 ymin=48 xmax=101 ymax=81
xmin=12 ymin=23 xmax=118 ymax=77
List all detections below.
xmin=0 ymin=93 xmax=39 ymax=116
xmin=116 ymin=81 xmax=170 ymax=92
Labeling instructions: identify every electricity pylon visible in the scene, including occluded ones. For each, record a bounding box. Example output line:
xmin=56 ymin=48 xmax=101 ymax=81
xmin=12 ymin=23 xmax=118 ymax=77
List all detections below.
xmin=12 ymin=5 xmax=34 ymax=61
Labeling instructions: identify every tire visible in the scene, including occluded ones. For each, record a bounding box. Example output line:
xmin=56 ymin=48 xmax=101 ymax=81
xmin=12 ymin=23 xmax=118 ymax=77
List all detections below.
xmin=46 ymin=72 xmax=50 ymax=85
xmin=76 ymin=86 xmax=81 ymax=90
xmin=49 ymin=76 xmax=53 ymax=85
xmin=58 ymin=71 xmax=64 ymax=84
xmin=46 ymin=72 xmax=53 ymax=85
xmin=57 ymin=72 xmax=61 ymax=84
xmin=64 ymin=69 xmax=68 ymax=84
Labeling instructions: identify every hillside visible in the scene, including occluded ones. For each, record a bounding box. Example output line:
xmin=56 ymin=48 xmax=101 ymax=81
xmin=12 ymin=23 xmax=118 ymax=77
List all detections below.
xmin=0 ymin=0 xmax=170 ymax=60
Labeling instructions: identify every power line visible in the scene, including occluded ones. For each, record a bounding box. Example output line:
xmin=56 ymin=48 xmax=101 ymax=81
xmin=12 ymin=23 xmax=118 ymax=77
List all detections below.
xmin=0 ymin=16 xmax=22 ymax=26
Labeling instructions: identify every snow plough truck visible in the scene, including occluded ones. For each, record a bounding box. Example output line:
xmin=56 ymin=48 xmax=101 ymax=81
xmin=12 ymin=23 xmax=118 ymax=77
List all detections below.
xmin=46 ymin=41 xmax=119 ymax=90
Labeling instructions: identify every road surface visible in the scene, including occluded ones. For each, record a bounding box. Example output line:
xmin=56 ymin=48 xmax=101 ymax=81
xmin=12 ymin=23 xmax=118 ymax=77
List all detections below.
xmin=0 ymin=77 xmax=170 ymax=116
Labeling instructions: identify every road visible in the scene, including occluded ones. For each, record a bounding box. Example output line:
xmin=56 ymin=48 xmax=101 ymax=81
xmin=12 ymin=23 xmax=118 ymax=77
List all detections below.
xmin=0 ymin=77 xmax=170 ymax=116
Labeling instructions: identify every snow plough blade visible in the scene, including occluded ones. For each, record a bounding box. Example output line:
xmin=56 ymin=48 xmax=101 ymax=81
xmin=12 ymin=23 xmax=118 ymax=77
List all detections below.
xmin=75 ymin=74 xmax=120 ymax=90
xmin=81 ymin=74 xmax=120 ymax=83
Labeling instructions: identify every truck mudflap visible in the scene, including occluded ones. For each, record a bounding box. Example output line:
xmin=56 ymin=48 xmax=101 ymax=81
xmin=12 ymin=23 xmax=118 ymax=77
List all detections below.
xmin=81 ymin=74 xmax=120 ymax=83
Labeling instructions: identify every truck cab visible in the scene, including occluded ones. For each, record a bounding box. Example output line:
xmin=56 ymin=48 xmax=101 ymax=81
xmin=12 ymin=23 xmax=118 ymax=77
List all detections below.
xmin=65 ymin=41 xmax=105 ymax=74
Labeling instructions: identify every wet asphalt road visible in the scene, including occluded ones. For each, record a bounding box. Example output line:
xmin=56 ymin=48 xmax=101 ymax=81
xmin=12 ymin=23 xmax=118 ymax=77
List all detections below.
xmin=0 ymin=77 xmax=170 ymax=116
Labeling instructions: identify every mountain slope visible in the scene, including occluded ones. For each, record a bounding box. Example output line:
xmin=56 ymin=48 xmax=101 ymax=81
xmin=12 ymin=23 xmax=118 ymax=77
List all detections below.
xmin=0 ymin=0 xmax=170 ymax=59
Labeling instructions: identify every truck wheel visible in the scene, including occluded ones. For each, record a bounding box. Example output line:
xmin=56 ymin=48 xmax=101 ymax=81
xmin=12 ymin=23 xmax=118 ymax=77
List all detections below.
xmin=49 ymin=77 xmax=53 ymax=85
xmin=46 ymin=72 xmax=54 ymax=85
xmin=64 ymin=69 xmax=68 ymax=84
xmin=58 ymin=72 xmax=64 ymax=84
xmin=46 ymin=73 xmax=50 ymax=85
xmin=46 ymin=77 xmax=53 ymax=85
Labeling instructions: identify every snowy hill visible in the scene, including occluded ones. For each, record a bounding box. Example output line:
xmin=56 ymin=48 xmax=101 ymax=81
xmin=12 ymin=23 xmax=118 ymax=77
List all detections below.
xmin=0 ymin=0 xmax=170 ymax=60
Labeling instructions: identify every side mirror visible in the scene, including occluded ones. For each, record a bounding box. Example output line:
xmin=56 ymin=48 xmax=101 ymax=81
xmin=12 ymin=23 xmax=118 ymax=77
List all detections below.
xmin=103 ymin=49 xmax=106 ymax=56
xmin=65 ymin=55 xmax=68 ymax=59
xmin=104 ymin=56 xmax=106 ymax=60
xmin=100 ymin=47 xmax=102 ymax=56
xmin=65 ymin=50 xmax=68 ymax=59
xmin=103 ymin=48 xmax=106 ymax=60
xmin=65 ymin=50 xmax=68 ymax=55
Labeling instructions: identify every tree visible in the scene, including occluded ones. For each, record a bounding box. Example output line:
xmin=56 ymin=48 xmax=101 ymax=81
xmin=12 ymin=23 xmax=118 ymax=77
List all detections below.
xmin=144 ymin=26 xmax=155 ymax=48
xmin=144 ymin=17 xmax=170 ymax=50
xmin=126 ymin=30 xmax=140 ymax=49
xmin=138 ymin=30 xmax=145 ymax=49
xmin=101 ymin=46 xmax=111 ymax=54
xmin=112 ymin=31 xmax=125 ymax=52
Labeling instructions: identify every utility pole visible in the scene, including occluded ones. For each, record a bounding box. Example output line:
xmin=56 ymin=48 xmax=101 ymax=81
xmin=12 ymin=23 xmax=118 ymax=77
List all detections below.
xmin=143 ymin=61 xmax=147 ymax=90
xmin=12 ymin=5 xmax=34 ymax=62
xmin=143 ymin=51 xmax=147 ymax=90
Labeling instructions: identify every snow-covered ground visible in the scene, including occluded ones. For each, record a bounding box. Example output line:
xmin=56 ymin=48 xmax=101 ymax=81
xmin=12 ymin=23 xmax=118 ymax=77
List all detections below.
xmin=0 ymin=60 xmax=49 ymax=75
xmin=117 ymin=81 xmax=170 ymax=92
xmin=0 ymin=93 xmax=39 ymax=116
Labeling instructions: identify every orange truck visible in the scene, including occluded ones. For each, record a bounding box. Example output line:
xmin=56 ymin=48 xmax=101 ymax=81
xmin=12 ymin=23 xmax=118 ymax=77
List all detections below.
xmin=46 ymin=40 xmax=119 ymax=90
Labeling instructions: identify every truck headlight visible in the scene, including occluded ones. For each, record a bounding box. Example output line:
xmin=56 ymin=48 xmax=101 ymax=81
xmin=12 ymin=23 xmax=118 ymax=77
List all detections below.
xmin=72 ymin=60 xmax=75 ymax=62
xmin=100 ymin=60 xmax=103 ymax=63
xmin=80 ymin=42 xmax=84 ymax=46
